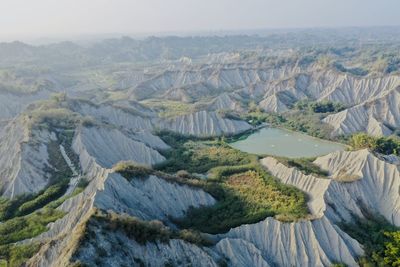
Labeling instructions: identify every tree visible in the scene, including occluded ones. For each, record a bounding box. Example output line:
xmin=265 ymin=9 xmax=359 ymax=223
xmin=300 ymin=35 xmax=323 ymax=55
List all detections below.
xmin=384 ymin=231 xmax=400 ymax=266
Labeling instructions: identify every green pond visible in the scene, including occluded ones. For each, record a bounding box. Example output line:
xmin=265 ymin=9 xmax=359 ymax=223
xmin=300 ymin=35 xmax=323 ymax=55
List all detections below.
xmin=229 ymin=127 xmax=346 ymax=158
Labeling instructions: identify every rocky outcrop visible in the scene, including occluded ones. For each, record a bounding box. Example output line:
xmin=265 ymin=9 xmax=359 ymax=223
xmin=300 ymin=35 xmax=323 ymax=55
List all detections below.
xmin=75 ymin=228 xmax=220 ymax=267
xmin=323 ymin=87 xmax=400 ymax=136
xmin=314 ymin=149 xmax=400 ymax=225
xmin=262 ymin=149 xmax=400 ymax=226
xmin=68 ymin=99 xmax=155 ymax=132
xmin=0 ymin=90 xmax=54 ymax=121
xmin=95 ymin=174 xmax=216 ymax=222
xmin=27 ymin=126 xmax=217 ymax=266
xmin=73 ymin=126 xmax=165 ymax=168
xmin=217 ymin=217 xmax=363 ymax=267
xmin=259 ymin=94 xmax=289 ymax=113
xmin=157 ymin=110 xmax=252 ymax=137
xmin=0 ymin=118 xmax=55 ymax=198
xmin=207 ymin=93 xmax=244 ymax=112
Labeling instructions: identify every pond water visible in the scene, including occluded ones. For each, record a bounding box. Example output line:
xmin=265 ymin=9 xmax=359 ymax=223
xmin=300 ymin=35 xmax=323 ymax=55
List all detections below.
xmin=229 ymin=127 xmax=346 ymax=158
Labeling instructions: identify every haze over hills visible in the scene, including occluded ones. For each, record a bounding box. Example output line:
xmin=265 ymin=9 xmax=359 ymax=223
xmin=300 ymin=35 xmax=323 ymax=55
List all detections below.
xmin=0 ymin=27 xmax=399 ymax=266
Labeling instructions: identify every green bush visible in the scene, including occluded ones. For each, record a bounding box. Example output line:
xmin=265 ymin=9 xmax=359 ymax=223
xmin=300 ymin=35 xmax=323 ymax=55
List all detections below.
xmin=349 ymin=133 xmax=400 ymax=155
xmin=294 ymin=100 xmax=345 ymax=113
xmin=0 ymin=243 xmax=41 ymax=267
xmin=16 ymin=179 xmax=69 ymax=216
xmin=113 ymin=161 xmax=153 ymax=180
xmin=0 ymin=208 xmax=65 ymax=245
xmin=383 ymin=231 xmax=400 ymax=266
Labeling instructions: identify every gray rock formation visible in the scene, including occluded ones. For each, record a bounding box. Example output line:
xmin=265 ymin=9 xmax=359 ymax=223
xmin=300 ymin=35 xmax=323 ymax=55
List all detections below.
xmin=0 ymin=118 xmax=55 ymax=198
xmin=157 ymin=110 xmax=252 ymax=137
xmin=73 ymin=126 xmax=165 ymax=168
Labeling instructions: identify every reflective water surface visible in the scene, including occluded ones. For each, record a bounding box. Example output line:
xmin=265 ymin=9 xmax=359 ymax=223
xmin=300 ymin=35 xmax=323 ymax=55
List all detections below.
xmin=230 ymin=127 xmax=346 ymax=158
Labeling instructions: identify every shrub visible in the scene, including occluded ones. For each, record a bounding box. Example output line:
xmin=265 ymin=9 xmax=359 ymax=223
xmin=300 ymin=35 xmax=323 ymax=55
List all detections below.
xmin=92 ymin=211 xmax=212 ymax=246
xmin=0 ymin=208 xmax=65 ymax=245
xmin=16 ymin=179 xmax=69 ymax=216
xmin=0 ymin=243 xmax=41 ymax=267
xmin=294 ymin=100 xmax=345 ymax=113
xmin=113 ymin=161 xmax=153 ymax=180
xmin=349 ymin=133 xmax=400 ymax=155
xmin=176 ymin=170 xmax=191 ymax=178
xmin=275 ymin=157 xmax=329 ymax=177
xmin=174 ymin=169 xmax=308 ymax=234
xmin=340 ymin=216 xmax=400 ymax=266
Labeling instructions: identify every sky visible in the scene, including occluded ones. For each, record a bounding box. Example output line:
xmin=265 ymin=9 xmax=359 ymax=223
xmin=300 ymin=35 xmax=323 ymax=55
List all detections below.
xmin=1 ymin=0 xmax=400 ymax=42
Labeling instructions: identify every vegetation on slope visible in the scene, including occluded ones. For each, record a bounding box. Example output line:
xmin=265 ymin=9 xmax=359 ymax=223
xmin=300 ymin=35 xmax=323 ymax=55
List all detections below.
xmin=274 ymin=157 xmax=329 ymax=178
xmin=141 ymin=99 xmax=195 ymax=117
xmin=90 ymin=210 xmax=213 ymax=246
xmin=0 ymin=243 xmax=41 ymax=267
xmin=340 ymin=216 xmax=400 ymax=266
xmin=349 ymin=133 xmax=400 ymax=155
xmin=0 ymin=207 xmax=65 ymax=266
xmin=0 ymin=179 xmax=69 ymax=221
xmin=155 ymin=132 xmax=254 ymax=174
xmin=0 ymin=179 xmax=88 ymax=266
xmin=294 ymin=100 xmax=346 ymax=114
xmin=113 ymin=162 xmax=153 ymax=180
xmin=150 ymin=132 xmax=309 ymax=234
xmin=0 ymin=208 xmax=64 ymax=245
xmin=174 ymin=169 xmax=309 ymax=234
xmin=244 ymin=110 xmax=334 ymax=140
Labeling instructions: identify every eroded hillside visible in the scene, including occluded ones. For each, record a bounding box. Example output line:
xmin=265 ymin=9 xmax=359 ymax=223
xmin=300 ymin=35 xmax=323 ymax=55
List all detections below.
xmin=0 ymin=32 xmax=400 ymax=267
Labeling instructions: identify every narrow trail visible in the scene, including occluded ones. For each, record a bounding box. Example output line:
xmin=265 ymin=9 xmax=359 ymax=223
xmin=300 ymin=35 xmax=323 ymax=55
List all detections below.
xmin=59 ymin=144 xmax=81 ymax=196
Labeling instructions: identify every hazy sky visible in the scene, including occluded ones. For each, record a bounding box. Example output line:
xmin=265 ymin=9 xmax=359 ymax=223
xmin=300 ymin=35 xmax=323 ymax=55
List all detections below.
xmin=1 ymin=0 xmax=400 ymax=41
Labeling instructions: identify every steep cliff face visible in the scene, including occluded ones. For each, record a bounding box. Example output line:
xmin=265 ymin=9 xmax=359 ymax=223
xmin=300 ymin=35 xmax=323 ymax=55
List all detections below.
xmin=95 ymin=174 xmax=216 ymax=222
xmin=0 ymin=117 xmax=56 ymax=198
xmin=33 ymin=149 xmax=397 ymax=267
xmin=69 ymin=98 xmax=252 ymax=138
xmin=323 ymin=86 xmax=400 ymax=136
xmin=157 ymin=110 xmax=252 ymax=137
xmin=68 ymin=99 xmax=155 ymax=132
xmin=27 ymin=129 xmax=217 ymax=267
xmin=0 ymin=90 xmax=55 ymax=121
xmin=74 ymin=229 xmax=220 ymax=267
xmin=259 ymin=94 xmax=290 ymax=113
xmin=73 ymin=126 xmax=165 ymax=168
xmin=127 ymin=63 xmax=400 ymax=136
xmin=216 ymin=217 xmax=363 ymax=267
xmin=207 ymin=92 xmax=244 ymax=112
xmin=223 ymin=149 xmax=399 ymax=266
xmin=314 ymin=149 xmax=400 ymax=225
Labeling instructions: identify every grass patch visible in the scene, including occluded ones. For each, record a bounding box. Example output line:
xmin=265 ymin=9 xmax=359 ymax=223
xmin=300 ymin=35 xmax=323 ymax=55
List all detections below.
xmin=155 ymin=132 xmax=309 ymax=234
xmin=0 ymin=179 xmax=69 ymax=221
xmin=0 ymin=208 xmax=65 ymax=245
xmin=141 ymin=99 xmax=194 ymax=118
xmin=349 ymin=133 xmax=400 ymax=156
xmin=113 ymin=162 xmax=153 ymax=180
xmin=274 ymin=157 xmax=329 ymax=178
xmin=0 ymin=243 xmax=41 ymax=267
xmin=15 ymin=179 xmax=69 ymax=216
xmin=173 ymin=169 xmax=309 ymax=234
xmin=155 ymin=132 xmax=254 ymax=174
